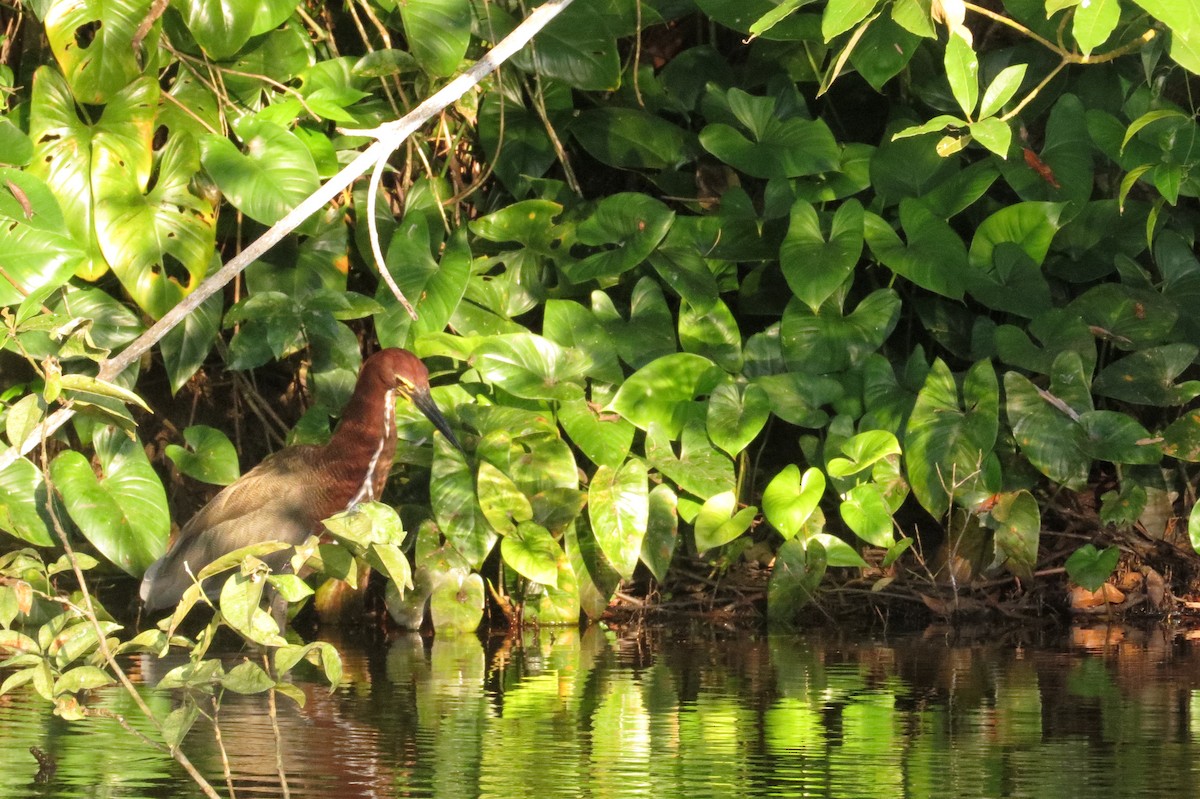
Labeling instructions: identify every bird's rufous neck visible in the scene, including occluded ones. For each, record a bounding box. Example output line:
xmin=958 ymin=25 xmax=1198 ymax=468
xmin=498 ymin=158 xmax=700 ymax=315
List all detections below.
xmin=327 ymin=379 xmax=398 ymax=506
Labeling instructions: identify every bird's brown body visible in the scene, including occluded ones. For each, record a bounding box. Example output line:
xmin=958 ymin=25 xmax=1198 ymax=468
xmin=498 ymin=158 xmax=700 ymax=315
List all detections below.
xmin=140 ymin=348 xmax=458 ymax=613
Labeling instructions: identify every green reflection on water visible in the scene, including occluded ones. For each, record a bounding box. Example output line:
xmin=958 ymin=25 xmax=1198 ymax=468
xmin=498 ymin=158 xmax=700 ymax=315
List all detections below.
xmin=3 ymin=626 xmax=1200 ymax=798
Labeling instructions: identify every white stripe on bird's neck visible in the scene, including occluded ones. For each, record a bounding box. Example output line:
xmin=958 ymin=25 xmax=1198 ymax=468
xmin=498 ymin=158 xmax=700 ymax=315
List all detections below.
xmin=345 ymin=389 xmax=395 ymax=509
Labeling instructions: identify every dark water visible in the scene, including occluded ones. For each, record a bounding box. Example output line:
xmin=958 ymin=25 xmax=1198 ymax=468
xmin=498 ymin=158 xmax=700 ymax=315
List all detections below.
xmin=3 ymin=623 xmax=1200 ymax=798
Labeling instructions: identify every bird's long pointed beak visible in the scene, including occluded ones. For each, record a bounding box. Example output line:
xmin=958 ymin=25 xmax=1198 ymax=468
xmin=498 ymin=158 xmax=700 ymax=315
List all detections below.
xmin=411 ymin=387 xmax=464 ymax=452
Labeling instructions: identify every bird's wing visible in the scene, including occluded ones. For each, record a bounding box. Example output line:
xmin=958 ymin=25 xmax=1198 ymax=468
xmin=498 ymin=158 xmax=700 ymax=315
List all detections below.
xmin=141 ymin=446 xmax=326 ymax=610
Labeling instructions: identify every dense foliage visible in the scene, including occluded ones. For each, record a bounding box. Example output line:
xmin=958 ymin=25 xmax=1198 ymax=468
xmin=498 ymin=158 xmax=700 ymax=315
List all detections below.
xmin=2 ymin=0 xmax=1200 ymax=674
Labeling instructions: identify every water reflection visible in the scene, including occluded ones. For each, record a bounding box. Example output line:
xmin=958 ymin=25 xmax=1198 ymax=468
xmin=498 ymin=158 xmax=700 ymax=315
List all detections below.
xmin=3 ymin=624 xmax=1200 ymax=798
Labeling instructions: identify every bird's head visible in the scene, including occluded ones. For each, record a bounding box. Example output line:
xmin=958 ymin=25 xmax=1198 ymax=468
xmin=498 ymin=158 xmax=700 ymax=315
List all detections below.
xmin=364 ymin=348 xmax=462 ymax=451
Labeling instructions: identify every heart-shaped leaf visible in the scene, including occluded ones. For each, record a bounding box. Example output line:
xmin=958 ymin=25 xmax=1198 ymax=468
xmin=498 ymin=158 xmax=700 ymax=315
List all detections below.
xmin=1064 ymin=543 xmax=1118 ymax=591
xmin=165 ymin=425 xmax=240 ymax=486
xmin=588 ymin=459 xmax=648 ymax=579
xmin=201 ymin=118 xmax=319 ymax=226
xmin=474 ymin=333 xmax=589 ymax=401
xmin=905 ymin=358 xmax=1001 ymax=516
xmin=780 ymin=289 xmax=902 ymax=374
xmin=780 ymin=199 xmax=864 ymax=312
xmin=611 ymin=353 xmax=723 ymax=438
xmin=500 ymin=522 xmax=561 ymax=587
xmin=50 ymin=428 xmax=168 ymax=575
xmin=706 ymin=381 xmax=770 ymax=457
xmin=694 ymin=490 xmax=757 ymax=551
xmin=762 ymin=465 xmax=826 ymax=540
xmin=399 ymin=0 xmax=472 ymax=77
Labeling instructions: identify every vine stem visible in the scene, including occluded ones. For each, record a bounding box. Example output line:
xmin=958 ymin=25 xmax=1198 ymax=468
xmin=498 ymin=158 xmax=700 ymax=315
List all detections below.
xmin=0 ymin=0 xmax=577 ymax=473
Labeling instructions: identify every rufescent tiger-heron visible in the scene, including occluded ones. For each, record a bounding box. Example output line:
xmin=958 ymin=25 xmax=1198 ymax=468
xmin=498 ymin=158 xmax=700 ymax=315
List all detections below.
xmin=139 ymin=348 xmax=461 ymax=613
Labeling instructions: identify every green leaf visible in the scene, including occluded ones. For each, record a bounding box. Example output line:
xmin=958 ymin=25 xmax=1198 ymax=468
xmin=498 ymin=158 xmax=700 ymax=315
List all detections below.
xmin=201 ymin=118 xmax=319 ymax=226
xmin=501 ymin=522 xmax=561 ymax=587
xmin=490 ymin=2 xmax=621 ymax=90
xmin=768 ymin=538 xmax=826 ymax=622
xmin=645 ymin=421 xmax=737 ymax=499
xmin=1073 ymin=288 xmax=1180 ymax=355
xmin=161 ymin=705 xmax=199 ymax=751
xmin=178 ymin=0 xmax=259 ymax=58
xmin=890 ymin=115 xmax=968 ymax=140
xmin=323 ymin=501 xmax=406 ymax=552
xmin=694 ymin=491 xmax=757 ymax=551
xmin=892 ymin=0 xmax=935 ymax=37
xmin=561 ymin=194 xmax=674 ymax=284
xmin=827 ymin=430 xmax=902 ymax=479
xmin=50 ymin=428 xmax=168 ymax=575
xmin=944 ymin=32 xmax=979 ymax=118
xmin=863 ymin=203 xmax=969 ymax=299
xmin=221 ymin=661 xmax=275 ymax=694
xmin=1163 ymin=409 xmax=1200 ymax=462
xmin=572 ymin=108 xmax=694 ymax=170
xmin=431 ymin=441 xmax=495 ymax=568
xmin=44 ymin=0 xmax=158 ymax=103
xmin=822 ymin=0 xmax=882 ymax=40
xmin=700 ymin=93 xmax=839 ymax=179
xmin=780 ymin=289 xmax=902 ymax=374
xmin=1077 ymin=411 xmax=1161 ymax=464
xmin=588 ymin=459 xmax=648 ymax=580
xmin=368 ymin=543 xmax=414 ymax=594
xmin=557 ymin=396 xmax=634 ymax=469
xmin=969 ymin=117 xmax=1012 ymax=158
xmin=1064 ymin=544 xmax=1119 ymax=591
xmin=477 ymin=461 xmax=533 ymax=535
xmin=762 ymin=465 xmax=826 ymax=539
xmin=52 ymin=663 xmax=113 ymax=695
xmin=1121 ymin=109 xmax=1190 ymax=154
xmin=610 ymin=353 xmax=723 ymax=438
xmin=0 ymin=169 xmax=86 ymax=305
xmin=94 ymin=130 xmax=215 ymax=319
xmin=706 ymin=381 xmax=770 ymax=457
xmin=979 ymin=63 xmax=1027 ymax=118
xmin=165 ymin=425 xmax=240 ymax=486
xmin=839 ymin=482 xmax=894 ymax=547
xmin=544 ymin=299 xmax=623 ymax=385
xmin=1004 ymin=352 xmax=1093 ymax=489
xmin=275 ymin=641 xmax=343 ymax=688
xmin=429 ymin=570 xmax=485 ymax=633
xmin=989 ymin=490 xmax=1039 ymax=579
xmin=266 ymin=573 xmax=314 ymax=602
xmin=679 ymin=298 xmax=742 ymax=372
xmin=160 ymin=286 xmax=221 ymax=394
xmin=218 ymin=570 xmax=287 ymax=647
xmin=474 ymin=333 xmax=588 ymax=402
xmin=1073 ymin=0 xmax=1120 ymax=55
xmin=751 ymin=0 xmax=819 ymax=37
xmin=640 ymin=484 xmax=679 ymax=582
xmin=904 ymin=359 xmax=1001 ymax=516
xmin=780 ymin=199 xmax=864 ymax=312
xmin=400 ymin=0 xmax=472 ymax=77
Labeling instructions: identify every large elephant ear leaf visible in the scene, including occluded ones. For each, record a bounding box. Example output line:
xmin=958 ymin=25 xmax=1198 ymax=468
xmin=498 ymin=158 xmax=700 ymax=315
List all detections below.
xmin=201 ymin=118 xmax=319 ymax=226
xmin=45 ymin=0 xmax=161 ymax=104
xmin=95 ymin=133 xmax=216 ymax=319
xmin=50 ymin=427 xmax=169 ymax=576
